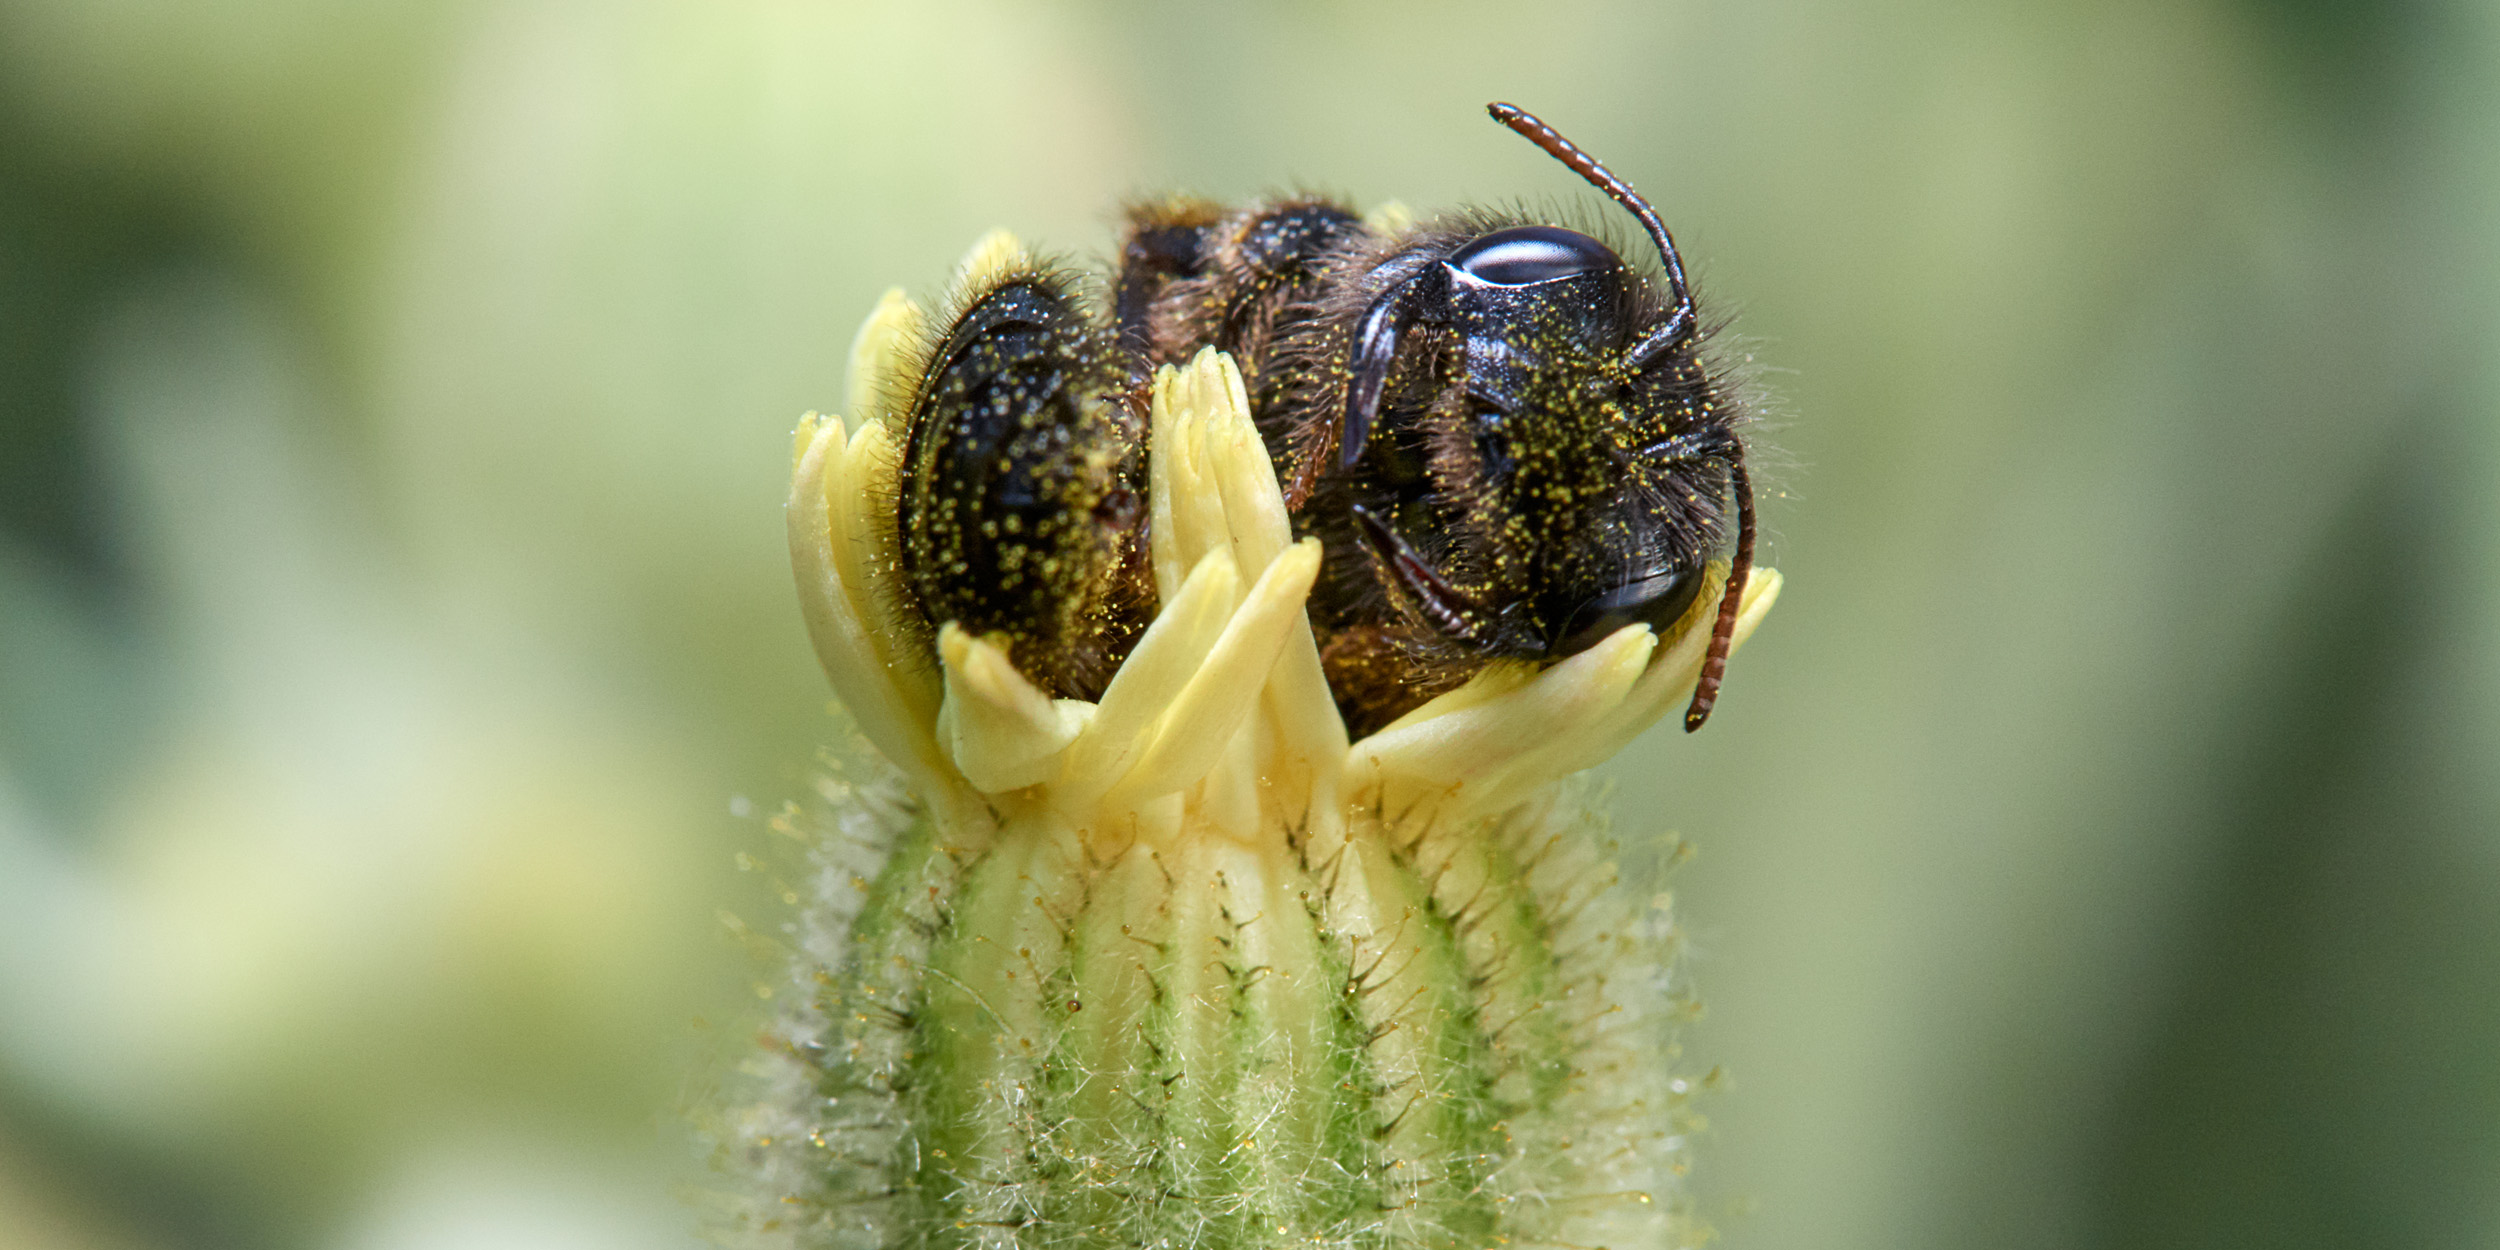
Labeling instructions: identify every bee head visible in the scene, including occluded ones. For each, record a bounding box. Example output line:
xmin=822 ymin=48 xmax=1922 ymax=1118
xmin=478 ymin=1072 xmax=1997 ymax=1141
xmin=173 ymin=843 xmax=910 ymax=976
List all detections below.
xmin=1336 ymin=103 xmax=1757 ymax=731
xmin=1443 ymin=226 xmax=1731 ymax=651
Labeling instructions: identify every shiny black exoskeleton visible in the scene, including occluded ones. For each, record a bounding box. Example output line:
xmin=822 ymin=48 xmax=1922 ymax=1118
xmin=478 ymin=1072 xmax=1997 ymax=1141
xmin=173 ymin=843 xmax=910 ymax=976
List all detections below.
xmin=884 ymin=103 xmax=1755 ymax=735
xmin=892 ymin=265 xmax=1150 ymax=701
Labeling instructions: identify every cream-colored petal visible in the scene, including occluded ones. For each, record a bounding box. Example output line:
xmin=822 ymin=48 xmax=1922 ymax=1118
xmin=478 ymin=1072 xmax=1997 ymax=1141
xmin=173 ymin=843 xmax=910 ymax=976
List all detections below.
xmin=791 ymin=411 xmax=826 ymax=474
xmin=1111 ymin=539 xmax=1321 ymax=801
xmin=788 ymin=416 xmax=946 ymax=789
xmin=1363 ymin=200 xmax=1416 ymax=235
xmin=826 ymin=422 xmax=938 ymax=722
xmin=1167 ymin=416 xmax=1229 ymax=579
xmin=936 ymin=625 xmax=1094 ymax=793
xmin=1349 ymin=624 xmax=1656 ymax=804
xmin=843 ymin=287 xmax=923 ymax=423
xmin=1148 ymin=357 xmax=1241 ymax=600
xmin=1463 ymin=567 xmax=1784 ymax=817
xmin=1058 ymin=549 xmax=1240 ymax=798
xmin=1147 ymin=366 xmax=1192 ymax=606
xmin=1153 ymin=350 xmax=1345 ymax=770
xmin=1187 ymin=731 xmax=1264 ymax=845
xmin=1261 ymin=612 xmax=1348 ymax=774
xmin=1198 ymin=350 xmax=1295 ymax=578
xmin=951 ymin=227 xmax=1024 ymax=291
xmin=1375 ymin=660 xmax=1541 ymax=735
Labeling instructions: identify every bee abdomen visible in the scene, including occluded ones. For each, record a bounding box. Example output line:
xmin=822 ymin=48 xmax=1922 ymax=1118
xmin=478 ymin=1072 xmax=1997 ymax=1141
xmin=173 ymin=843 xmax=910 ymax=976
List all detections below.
xmin=898 ymin=274 xmax=1149 ymax=700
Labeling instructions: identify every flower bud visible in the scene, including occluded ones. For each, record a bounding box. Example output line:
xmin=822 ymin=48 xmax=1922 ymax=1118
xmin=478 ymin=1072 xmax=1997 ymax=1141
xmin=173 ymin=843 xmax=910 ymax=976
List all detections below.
xmin=726 ymin=262 xmax=1779 ymax=1249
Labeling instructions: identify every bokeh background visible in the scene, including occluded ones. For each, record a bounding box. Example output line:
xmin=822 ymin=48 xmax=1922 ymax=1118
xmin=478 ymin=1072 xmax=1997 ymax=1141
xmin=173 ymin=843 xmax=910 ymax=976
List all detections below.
xmin=3 ymin=1 xmax=2495 ymax=1247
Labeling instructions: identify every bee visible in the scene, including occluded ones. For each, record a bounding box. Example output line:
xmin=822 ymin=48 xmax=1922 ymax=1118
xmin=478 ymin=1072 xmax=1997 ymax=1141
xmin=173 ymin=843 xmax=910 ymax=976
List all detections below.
xmin=888 ymin=103 xmax=1755 ymax=736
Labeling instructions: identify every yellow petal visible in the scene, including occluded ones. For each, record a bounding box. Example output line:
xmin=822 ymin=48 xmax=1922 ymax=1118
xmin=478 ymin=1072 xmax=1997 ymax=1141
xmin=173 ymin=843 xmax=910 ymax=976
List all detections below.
xmin=951 ymin=227 xmax=1023 ymax=291
xmin=843 ymin=287 xmax=923 ymax=422
xmin=1113 ymin=539 xmax=1321 ymax=801
xmin=936 ymin=625 xmax=1094 ymax=793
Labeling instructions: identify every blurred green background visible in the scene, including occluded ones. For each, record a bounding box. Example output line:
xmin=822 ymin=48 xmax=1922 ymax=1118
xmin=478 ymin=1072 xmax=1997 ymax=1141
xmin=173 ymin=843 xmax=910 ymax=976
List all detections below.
xmin=2 ymin=1 xmax=2494 ymax=1247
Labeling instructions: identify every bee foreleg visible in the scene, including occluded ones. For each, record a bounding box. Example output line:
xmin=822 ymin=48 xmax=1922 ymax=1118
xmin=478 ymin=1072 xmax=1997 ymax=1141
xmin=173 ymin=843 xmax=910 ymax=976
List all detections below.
xmin=1349 ymin=503 xmax=1501 ymax=646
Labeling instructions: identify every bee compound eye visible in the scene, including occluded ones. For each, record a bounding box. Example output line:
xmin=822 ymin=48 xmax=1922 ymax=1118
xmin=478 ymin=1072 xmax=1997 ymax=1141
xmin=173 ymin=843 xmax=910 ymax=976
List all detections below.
xmin=1550 ymin=564 xmax=1706 ymax=656
xmin=1448 ymin=225 xmax=1619 ymax=287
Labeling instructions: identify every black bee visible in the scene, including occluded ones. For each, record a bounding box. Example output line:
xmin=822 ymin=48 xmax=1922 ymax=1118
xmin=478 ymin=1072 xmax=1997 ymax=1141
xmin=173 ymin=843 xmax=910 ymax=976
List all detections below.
xmin=887 ymin=103 xmax=1754 ymax=736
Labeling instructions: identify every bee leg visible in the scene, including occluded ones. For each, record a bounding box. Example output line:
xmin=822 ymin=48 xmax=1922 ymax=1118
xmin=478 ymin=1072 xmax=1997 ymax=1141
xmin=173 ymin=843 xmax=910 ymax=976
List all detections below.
xmin=898 ymin=271 xmax=1150 ymax=702
xmin=1340 ymin=274 xmax=1429 ymax=470
xmin=1348 ymin=503 xmax=1503 ymax=647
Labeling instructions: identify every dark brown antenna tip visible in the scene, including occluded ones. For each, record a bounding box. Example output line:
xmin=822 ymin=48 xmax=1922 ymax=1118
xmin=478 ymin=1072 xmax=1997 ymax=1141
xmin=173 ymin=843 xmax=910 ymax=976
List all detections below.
xmin=1485 ymin=102 xmax=1693 ymax=356
xmin=1683 ymin=457 xmax=1755 ymax=731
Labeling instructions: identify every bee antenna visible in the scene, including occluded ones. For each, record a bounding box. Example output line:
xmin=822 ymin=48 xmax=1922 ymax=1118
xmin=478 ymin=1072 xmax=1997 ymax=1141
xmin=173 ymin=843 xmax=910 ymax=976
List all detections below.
xmin=1486 ymin=102 xmax=1695 ymax=366
xmin=1682 ymin=455 xmax=1754 ymax=732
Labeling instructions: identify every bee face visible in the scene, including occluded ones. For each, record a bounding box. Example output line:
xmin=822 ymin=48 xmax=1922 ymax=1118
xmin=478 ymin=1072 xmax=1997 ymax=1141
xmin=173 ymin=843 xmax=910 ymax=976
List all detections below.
xmin=1320 ymin=217 xmax=1735 ymax=668
xmin=885 ymin=104 xmax=1755 ymax=734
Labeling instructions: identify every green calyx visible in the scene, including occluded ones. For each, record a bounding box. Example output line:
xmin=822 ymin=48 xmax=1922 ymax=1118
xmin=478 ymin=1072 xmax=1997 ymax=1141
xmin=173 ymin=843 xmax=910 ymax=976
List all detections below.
xmin=730 ymin=779 xmax=1701 ymax=1250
